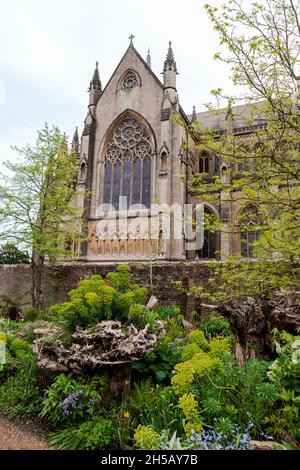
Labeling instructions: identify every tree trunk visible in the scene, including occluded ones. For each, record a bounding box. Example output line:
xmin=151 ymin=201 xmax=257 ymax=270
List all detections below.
xmin=201 ymin=296 xmax=300 ymax=363
xmin=218 ymin=296 xmax=300 ymax=363
xmin=31 ymin=252 xmax=45 ymax=310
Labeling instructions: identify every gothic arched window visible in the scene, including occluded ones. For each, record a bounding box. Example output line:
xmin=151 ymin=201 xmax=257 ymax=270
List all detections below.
xmin=199 ymin=152 xmax=209 ymax=174
xmin=237 ymin=145 xmax=251 ymax=172
xmin=103 ymin=116 xmax=153 ymax=210
xmin=197 ymin=207 xmax=218 ymax=259
xmin=240 ymin=206 xmax=260 ymax=258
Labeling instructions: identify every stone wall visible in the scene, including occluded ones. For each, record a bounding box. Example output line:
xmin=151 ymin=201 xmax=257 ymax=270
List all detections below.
xmin=0 ymin=262 xmax=213 ymax=314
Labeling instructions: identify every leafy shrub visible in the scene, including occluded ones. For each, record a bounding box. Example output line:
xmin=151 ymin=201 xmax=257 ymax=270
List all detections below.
xmin=265 ymin=330 xmax=300 ymax=443
xmin=128 ymin=304 xmax=148 ymax=329
xmin=155 ymin=305 xmax=181 ymax=320
xmin=40 ymin=374 xmax=104 ymax=425
xmin=9 ymin=338 xmax=32 ymax=356
xmin=0 ymin=297 xmax=22 ymax=320
xmin=0 ymin=353 xmax=42 ymax=417
xmin=23 ymin=307 xmax=41 ymax=322
xmin=50 ymin=266 xmax=148 ymax=331
xmin=171 ymin=332 xmax=229 ymax=395
xmin=50 ymin=275 xmax=115 ymax=330
xmin=200 ymin=313 xmax=231 ymax=338
xmin=127 ymin=379 xmax=183 ymax=435
xmin=178 ymin=393 xmax=202 ymax=436
xmin=134 ymin=425 xmax=159 ymax=450
xmin=133 ymin=318 xmax=186 ymax=383
xmin=77 ymin=417 xmax=113 ymax=449
xmin=48 ymin=416 xmax=113 ymax=450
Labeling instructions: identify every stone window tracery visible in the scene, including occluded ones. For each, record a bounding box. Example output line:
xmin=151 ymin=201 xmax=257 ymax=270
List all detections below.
xmin=239 ymin=206 xmax=261 ymax=258
xmin=199 ymin=151 xmax=209 ymax=174
xmin=103 ymin=117 xmax=153 ymax=210
xmin=122 ymin=72 xmax=138 ymax=91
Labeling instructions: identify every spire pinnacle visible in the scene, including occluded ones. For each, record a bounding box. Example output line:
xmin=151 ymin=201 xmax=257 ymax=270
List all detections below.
xmin=192 ymin=105 xmax=197 ymax=123
xmin=71 ymin=127 xmax=80 ymax=156
xmin=163 ymin=41 xmax=178 ymax=74
xmin=146 ymin=48 xmax=151 ymax=68
xmin=89 ymin=61 xmax=102 ymax=92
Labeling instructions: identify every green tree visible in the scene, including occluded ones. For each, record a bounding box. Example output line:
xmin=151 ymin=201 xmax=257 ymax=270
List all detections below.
xmin=184 ymin=0 xmax=300 ymax=289
xmin=0 ymin=243 xmax=30 ymax=264
xmin=0 ymin=124 xmax=80 ymax=309
xmin=176 ymin=0 xmax=300 ymax=359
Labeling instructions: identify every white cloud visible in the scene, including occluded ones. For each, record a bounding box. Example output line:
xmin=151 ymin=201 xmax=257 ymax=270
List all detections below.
xmin=0 ymin=0 xmax=235 ymax=168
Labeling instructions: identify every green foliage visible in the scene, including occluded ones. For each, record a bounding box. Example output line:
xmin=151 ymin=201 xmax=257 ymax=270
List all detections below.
xmin=134 ymin=425 xmax=159 ymax=450
xmin=9 ymin=338 xmax=32 ymax=356
xmin=0 ymin=297 xmax=22 ymax=321
xmin=178 ymin=393 xmax=202 ymax=436
xmin=201 ymin=313 xmax=231 ymax=338
xmin=77 ymin=417 xmax=113 ymax=449
xmin=40 ymin=374 xmax=104 ymax=425
xmin=171 ymin=332 xmax=229 ymax=395
xmin=133 ymin=318 xmax=186 ymax=383
xmin=50 ymin=275 xmax=115 ymax=330
xmin=186 ymin=0 xmax=300 ymax=298
xmin=127 ymin=379 xmax=184 ymax=435
xmin=23 ymin=307 xmax=41 ymax=322
xmin=0 ymin=243 xmax=30 ymax=264
xmin=0 ymin=353 xmax=42 ymax=417
xmin=107 ymin=265 xmax=131 ymax=291
xmin=265 ymin=330 xmax=300 ymax=442
xmin=192 ymin=353 xmax=278 ymax=435
xmin=50 ymin=266 xmax=149 ymax=331
xmin=0 ymin=124 xmax=82 ymax=308
xmin=155 ymin=305 xmax=181 ymax=320
xmin=128 ymin=304 xmax=148 ymax=329
xmin=48 ymin=417 xmax=113 ymax=450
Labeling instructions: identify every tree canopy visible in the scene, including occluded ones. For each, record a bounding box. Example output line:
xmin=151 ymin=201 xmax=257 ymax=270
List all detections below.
xmin=0 ymin=124 xmax=80 ymax=308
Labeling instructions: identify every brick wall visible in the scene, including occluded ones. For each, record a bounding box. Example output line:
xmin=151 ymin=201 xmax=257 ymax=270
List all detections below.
xmin=0 ymin=262 xmax=213 ymax=314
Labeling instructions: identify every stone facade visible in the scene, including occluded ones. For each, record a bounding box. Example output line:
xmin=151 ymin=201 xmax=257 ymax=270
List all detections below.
xmin=72 ymin=39 xmax=264 ymax=263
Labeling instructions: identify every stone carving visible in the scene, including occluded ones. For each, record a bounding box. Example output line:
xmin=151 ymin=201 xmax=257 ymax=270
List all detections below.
xmin=106 ymin=117 xmax=151 ymax=162
xmin=122 ymin=72 xmax=138 ymax=91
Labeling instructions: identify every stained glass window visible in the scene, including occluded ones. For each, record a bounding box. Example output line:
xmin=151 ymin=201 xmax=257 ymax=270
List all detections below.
xmin=240 ymin=206 xmax=260 ymax=258
xmin=199 ymin=153 xmax=209 ymax=174
xmin=122 ymin=159 xmax=131 ymax=209
xmin=112 ymin=162 xmax=121 ymax=211
xmin=197 ymin=207 xmax=217 ymax=259
xmin=142 ymin=157 xmax=151 ymax=207
xmin=103 ymin=162 xmax=112 ymax=205
xmin=103 ymin=116 xmax=153 ymax=210
xmin=132 ymin=159 xmax=141 ymax=206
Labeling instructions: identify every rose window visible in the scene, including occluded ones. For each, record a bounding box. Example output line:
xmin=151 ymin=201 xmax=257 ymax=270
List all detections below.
xmin=122 ymin=73 xmax=138 ymax=91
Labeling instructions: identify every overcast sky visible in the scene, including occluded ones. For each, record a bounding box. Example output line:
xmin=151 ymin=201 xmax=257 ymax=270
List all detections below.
xmin=0 ymin=0 xmax=233 ymax=166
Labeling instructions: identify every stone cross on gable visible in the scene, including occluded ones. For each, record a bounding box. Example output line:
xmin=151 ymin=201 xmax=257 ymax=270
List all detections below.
xmin=129 ymin=34 xmax=135 ymax=45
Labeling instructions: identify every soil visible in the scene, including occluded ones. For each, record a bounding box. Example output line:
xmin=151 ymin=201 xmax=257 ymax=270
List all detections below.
xmin=0 ymin=412 xmax=53 ymax=450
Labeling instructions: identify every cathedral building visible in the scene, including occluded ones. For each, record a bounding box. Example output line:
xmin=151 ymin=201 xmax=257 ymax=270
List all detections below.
xmin=71 ymin=38 xmax=262 ymax=262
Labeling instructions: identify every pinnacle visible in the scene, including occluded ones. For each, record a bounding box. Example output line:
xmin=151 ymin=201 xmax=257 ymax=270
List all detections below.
xmin=89 ymin=61 xmax=102 ymax=91
xmin=163 ymin=41 xmax=178 ymax=74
